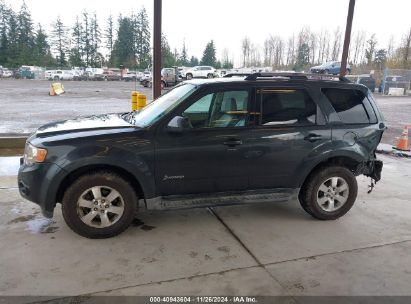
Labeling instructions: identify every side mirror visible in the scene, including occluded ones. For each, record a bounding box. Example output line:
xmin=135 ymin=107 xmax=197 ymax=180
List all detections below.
xmin=167 ymin=116 xmax=190 ymax=133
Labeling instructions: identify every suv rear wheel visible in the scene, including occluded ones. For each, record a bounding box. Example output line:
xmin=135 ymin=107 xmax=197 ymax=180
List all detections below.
xmin=299 ymin=166 xmax=357 ymax=220
xmin=62 ymin=171 xmax=138 ymax=238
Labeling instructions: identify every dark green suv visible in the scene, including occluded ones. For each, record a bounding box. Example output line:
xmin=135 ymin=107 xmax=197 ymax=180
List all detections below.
xmin=18 ymin=73 xmax=384 ymax=238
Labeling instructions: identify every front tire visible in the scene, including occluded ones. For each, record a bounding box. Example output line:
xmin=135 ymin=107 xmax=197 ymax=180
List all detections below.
xmin=186 ymin=73 xmax=193 ymax=80
xmin=299 ymin=166 xmax=357 ymax=220
xmin=62 ymin=171 xmax=138 ymax=238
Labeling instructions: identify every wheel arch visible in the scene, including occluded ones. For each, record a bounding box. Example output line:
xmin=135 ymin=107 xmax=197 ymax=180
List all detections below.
xmin=56 ymin=164 xmax=146 ymax=205
xmin=298 ymin=155 xmax=362 ymax=191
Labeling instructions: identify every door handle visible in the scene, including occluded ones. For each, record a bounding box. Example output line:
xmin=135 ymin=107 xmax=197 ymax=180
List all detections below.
xmin=304 ymin=133 xmax=323 ymax=142
xmin=223 ymin=139 xmax=243 ymax=146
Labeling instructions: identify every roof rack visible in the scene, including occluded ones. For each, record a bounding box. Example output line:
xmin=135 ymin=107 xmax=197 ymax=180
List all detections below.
xmin=223 ymin=73 xmax=252 ymax=78
xmin=244 ymin=72 xmax=351 ymax=82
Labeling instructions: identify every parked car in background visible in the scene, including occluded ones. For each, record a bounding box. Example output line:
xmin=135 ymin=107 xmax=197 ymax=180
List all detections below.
xmin=15 ymin=66 xmax=36 ymax=79
xmin=1 ymin=68 xmax=13 ymax=78
xmin=47 ymin=70 xmax=74 ymax=81
xmin=346 ymin=74 xmax=376 ymax=92
xmin=182 ymin=66 xmax=216 ymax=79
xmin=145 ymin=67 xmax=183 ymax=89
xmin=310 ymin=61 xmax=351 ymax=75
xmin=102 ymin=70 xmax=121 ymax=81
xmin=123 ymin=72 xmax=137 ymax=82
xmin=140 ymin=71 xmax=152 ymax=86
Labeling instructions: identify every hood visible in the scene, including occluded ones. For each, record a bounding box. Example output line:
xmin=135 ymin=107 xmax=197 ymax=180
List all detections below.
xmin=36 ymin=113 xmax=134 ymax=135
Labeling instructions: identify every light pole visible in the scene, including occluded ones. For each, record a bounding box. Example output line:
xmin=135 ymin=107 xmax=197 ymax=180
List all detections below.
xmin=340 ymin=0 xmax=356 ymax=76
xmin=153 ymin=0 xmax=162 ymax=99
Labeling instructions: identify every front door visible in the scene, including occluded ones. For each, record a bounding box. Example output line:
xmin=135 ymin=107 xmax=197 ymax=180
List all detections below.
xmin=247 ymin=86 xmax=331 ymax=189
xmin=155 ymin=88 xmax=253 ymax=196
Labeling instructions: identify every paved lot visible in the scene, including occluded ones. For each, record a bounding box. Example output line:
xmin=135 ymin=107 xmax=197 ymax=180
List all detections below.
xmin=1 ymin=153 xmax=411 ymax=299
xmin=0 ymin=79 xmax=410 ymax=144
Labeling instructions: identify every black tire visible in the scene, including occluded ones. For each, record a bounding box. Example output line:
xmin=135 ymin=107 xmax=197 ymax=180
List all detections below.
xmin=299 ymin=166 xmax=357 ymax=220
xmin=186 ymin=73 xmax=193 ymax=80
xmin=62 ymin=171 xmax=138 ymax=238
xmin=323 ymin=69 xmax=329 ymax=74
xmin=161 ymin=81 xmax=166 ymax=89
xmin=54 ymin=76 xmax=60 ymax=81
xmin=207 ymin=73 xmax=213 ymax=79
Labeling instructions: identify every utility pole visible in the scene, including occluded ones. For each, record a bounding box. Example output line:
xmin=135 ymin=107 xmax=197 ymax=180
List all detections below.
xmin=153 ymin=0 xmax=162 ymax=99
xmin=340 ymin=0 xmax=355 ymax=76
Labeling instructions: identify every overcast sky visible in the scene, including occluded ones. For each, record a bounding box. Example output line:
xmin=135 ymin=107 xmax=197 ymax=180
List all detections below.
xmin=6 ymin=0 xmax=411 ymax=65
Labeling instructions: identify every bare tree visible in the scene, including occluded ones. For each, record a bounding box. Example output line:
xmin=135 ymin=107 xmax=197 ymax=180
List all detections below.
xmin=241 ymin=37 xmax=251 ymax=67
xmin=387 ymin=35 xmax=395 ymax=59
xmin=351 ymin=31 xmax=366 ymax=64
xmin=401 ymin=27 xmax=411 ymax=66
xmin=286 ymin=34 xmax=296 ymax=66
xmin=331 ymin=27 xmax=342 ymax=60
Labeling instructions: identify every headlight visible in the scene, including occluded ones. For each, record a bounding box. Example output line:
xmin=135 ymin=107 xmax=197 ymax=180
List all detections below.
xmin=24 ymin=143 xmax=47 ymax=166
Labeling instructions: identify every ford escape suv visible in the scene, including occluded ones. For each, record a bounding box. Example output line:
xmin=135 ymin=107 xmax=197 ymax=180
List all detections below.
xmin=18 ymin=73 xmax=384 ymax=238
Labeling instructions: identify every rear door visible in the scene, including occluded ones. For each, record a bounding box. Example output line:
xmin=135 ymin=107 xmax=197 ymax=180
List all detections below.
xmin=246 ymin=85 xmax=331 ymax=189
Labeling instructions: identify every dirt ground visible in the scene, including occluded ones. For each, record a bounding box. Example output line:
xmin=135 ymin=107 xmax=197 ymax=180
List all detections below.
xmin=0 ymin=79 xmax=410 ymax=145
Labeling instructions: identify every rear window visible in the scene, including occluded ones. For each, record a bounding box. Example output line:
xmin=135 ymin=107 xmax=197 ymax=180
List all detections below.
xmin=256 ymin=89 xmax=316 ymax=126
xmin=322 ymin=88 xmax=375 ymax=124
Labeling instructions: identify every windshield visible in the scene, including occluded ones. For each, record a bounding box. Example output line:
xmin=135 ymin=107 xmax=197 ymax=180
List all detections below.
xmin=123 ymin=83 xmax=196 ymax=127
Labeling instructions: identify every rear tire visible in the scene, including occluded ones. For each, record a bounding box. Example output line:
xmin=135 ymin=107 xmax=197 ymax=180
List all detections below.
xmin=62 ymin=171 xmax=138 ymax=238
xmin=299 ymin=166 xmax=357 ymax=220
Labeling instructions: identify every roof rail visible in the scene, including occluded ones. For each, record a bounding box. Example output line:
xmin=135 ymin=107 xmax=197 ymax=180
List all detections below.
xmin=244 ymin=72 xmax=351 ymax=82
xmin=223 ymin=73 xmax=252 ymax=78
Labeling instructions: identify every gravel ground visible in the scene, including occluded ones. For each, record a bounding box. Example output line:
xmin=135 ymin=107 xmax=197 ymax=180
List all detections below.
xmin=0 ymin=79 xmax=410 ymax=144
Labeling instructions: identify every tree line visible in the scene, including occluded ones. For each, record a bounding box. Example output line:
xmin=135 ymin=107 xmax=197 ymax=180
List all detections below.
xmin=0 ymin=1 xmax=232 ymax=70
xmin=242 ymin=26 xmax=411 ymax=71
xmin=0 ymin=1 xmax=409 ymax=71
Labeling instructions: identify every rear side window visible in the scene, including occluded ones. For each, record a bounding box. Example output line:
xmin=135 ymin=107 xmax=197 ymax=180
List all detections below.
xmin=322 ymin=88 xmax=374 ymax=124
xmin=256 ymin=89 xmax=316 ymax=126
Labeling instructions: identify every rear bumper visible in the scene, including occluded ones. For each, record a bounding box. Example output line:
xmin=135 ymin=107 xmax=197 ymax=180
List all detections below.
xmin=357 ymin=159 xmax=383 ymax=182
xmin=18 ymin=158 xmax=67 ymax=218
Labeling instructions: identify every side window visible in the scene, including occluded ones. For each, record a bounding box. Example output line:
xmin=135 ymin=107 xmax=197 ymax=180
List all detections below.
xmin=182 ymin=90 xmax=249 ymax=128
xmin=322 ymin=88 xmax=372 ymax=124
xmin=256 ymin=89 xmax=316 ymax=126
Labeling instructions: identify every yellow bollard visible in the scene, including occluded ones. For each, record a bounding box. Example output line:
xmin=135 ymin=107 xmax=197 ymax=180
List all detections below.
xmin=131 ymin=91 xmax=139 ymax=111
xmin=137 ymin=94 xmax=147 ymax=110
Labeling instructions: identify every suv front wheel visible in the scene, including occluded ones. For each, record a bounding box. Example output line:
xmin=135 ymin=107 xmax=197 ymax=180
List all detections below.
xmin=62 ymin=171 xmax=138 ymax=238
xmin=299 ymin=166 xmax=358 ymax=220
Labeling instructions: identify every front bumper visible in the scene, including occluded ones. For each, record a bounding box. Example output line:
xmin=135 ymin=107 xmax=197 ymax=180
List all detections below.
xmin=18 ymin=158 xmax=66 ymax=218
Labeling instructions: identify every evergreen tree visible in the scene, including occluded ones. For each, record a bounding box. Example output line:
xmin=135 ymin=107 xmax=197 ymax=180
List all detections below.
xmin=90 ymin=12 xmax=101 ymax=66
xmin=0 ymin=0 xmax=10 ymax=65
xmin=105 ymin=14 xmax=114 ymax=65
xmin=161 ymin=34 xmax=176 ymax=67
xmin=69 ymin=16 xmax=83 ymax=67
xmin=179 ymin=40 xmax=189 ymax=66
xmin=51 ymin=16 xmax=68 ymax=67
xmin=33 ymin=24 xmax=54 ymax=66
xmin=6 ymin=7 xmax=19 ymax=67
xmin=201 ymin=40 xmax=216 ymax=66
xmin=111 ymin=15 xmax=135 ymax=67
xmin=16 ymin=1 xmax=35 ymax=65
xmin=82 ymin=10 xmax=92 ymax=66
xmin=189 ymin=56 xmax=199 ymax=67
xmin=296 ymin=42 xmax=310 ymax=68
xmin=134 ymin=7 xmax=151 ymax=69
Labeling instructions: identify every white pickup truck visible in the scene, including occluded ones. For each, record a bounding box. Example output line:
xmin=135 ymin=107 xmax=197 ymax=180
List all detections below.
xmin=47 ymin=70 xmax=74 ymax=81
